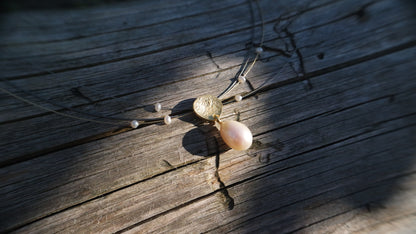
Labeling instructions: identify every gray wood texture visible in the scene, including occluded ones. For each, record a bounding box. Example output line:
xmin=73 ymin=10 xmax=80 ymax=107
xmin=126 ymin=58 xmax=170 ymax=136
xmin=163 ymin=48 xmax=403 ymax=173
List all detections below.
xmin=0 ymin=0 xmax=415 ymax=233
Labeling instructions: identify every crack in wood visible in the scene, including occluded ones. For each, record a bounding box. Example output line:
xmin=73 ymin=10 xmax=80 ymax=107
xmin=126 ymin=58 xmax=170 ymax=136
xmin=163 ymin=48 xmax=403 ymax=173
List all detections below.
xmin=213 ymin=137 xmax=235 ymax=210
xmin=0 ymin=1 xmax=375 ymax=82
xmin=70 ymin=87 xmax=94 ymax=103
xmin=206 ymin=51 xmax=221 ymax=70
xmin=1 ymin=2 xmax=249 ymax=48
xmin=6 ymin=111 xmax=416 ymax=232
xmin=212 ymin=168 xmax=416 ymax=233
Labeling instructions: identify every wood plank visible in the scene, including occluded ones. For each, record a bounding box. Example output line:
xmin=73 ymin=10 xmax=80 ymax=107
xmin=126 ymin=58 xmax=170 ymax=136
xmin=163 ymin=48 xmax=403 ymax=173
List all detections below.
xmin=1 ymin=0 xmax=412 ymax=122
xmin=209 ymin=132 xmax=416 ymax=233
xmin=1 ymin=0 xmax=415 ymax=164
xmin=2 ymin=46 xmax=415 ymax=232
xmin=0 ymin=0 xmax=245 ymax=45
xmin=10 ymin=88 xmax=416 ymax=232
xmin=296 ymin=176 xmax=416 ymax=233
xmin=0 ymin=0 xmax=336 ymax=122
xmin=0 ymin=0 xmax=415 ymax=232
xmin=102 ymin=127 xmax=416 ymax=233
xmin=12 ymin=156 xmax=219 ymax=233
xmin=0 ymin=0 xmax=283 ymax=78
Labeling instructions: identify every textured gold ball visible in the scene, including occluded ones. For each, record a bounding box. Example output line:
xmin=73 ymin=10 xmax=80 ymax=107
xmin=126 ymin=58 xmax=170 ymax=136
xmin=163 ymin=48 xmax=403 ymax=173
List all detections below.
xmin=193 ymin=95 xmax=223 ymax=121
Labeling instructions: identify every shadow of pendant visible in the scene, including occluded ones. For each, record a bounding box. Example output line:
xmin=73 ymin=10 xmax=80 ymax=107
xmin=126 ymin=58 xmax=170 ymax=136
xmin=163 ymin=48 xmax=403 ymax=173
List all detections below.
xmin=182 ymin=124 xmax=230 ymax=157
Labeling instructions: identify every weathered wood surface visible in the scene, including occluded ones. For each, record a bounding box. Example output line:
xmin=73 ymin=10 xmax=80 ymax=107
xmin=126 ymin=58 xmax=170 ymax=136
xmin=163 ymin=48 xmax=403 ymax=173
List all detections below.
xmin=0 ymin=0 xmax=415 ymax=233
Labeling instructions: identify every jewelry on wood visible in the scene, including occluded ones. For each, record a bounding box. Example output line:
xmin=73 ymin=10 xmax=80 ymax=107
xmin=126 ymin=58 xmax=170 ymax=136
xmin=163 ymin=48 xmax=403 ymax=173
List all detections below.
xmin=154 ymin=103 xmax=162 ymax=112
xmin=193 ymin=95 xmax=252 ymax=150
xmin=0 ymin=0 xmax=269 ymax=151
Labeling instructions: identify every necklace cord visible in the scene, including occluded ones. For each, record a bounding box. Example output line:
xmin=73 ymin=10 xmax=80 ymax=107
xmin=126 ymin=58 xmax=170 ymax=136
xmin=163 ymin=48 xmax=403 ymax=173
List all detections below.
xmin=217 ymin=0 xmax=265 ymax=100
xmin=0 ymin=85 xmax=123 ymax=126
xmin=1 ymin=0 xmax=268 ymax=127
xmin=0 ymin=77 xmax=134 ymax=122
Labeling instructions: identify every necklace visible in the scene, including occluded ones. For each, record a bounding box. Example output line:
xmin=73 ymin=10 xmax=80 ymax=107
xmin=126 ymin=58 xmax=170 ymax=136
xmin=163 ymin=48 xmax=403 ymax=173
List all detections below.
xmin=1 ymin=0 xmax=273 ymax=151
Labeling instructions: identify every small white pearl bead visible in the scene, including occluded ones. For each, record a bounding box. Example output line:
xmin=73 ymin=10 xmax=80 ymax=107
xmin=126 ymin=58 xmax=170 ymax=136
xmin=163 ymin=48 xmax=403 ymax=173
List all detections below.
xmin=255 ymin=47 xmax=263 ymax=54
xmin=130 ymin=120 xmax=139 ymax=128
xmin=164 ymin=115 xmax=172 ymax=125
xmin=238 ymin=75 xmax=246 ymax=84
xmin=235 ymin=94 xmax=243 ymax=102
xmin=154 ymin=103 xmax=162 ymax=112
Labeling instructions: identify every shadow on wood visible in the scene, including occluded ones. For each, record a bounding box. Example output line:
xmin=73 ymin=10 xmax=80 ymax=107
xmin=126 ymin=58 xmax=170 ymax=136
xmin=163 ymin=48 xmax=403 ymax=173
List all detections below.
xmin=0 ymin=0 xmax=415 ymax=233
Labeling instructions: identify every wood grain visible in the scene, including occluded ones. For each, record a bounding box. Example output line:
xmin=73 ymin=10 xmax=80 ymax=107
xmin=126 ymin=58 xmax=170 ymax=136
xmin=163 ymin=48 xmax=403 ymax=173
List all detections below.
xmin=1 ymin=0 xmax=414 ymax=164
xmin=0 ymin=0 xmax=415 ymax=233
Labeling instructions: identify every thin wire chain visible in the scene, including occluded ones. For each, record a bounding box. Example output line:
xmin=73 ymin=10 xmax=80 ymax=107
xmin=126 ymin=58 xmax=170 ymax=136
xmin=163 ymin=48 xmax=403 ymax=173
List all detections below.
xmin=1 ymin=0 xmax=266 ymax=127
xmin=221 ymin=60 xmax=293 ymax=105
xmin=217 ymin=0 xmax=265 ymax=99
xmin=1 ymin=77 xmax=134 ymax=122
xmin=0 ymin=86 xmax=123 ymax=126
xmin=242 ymin=0 xmax=265 ymax=75
xmin=221 ymin=0 xmax=303 ymax=105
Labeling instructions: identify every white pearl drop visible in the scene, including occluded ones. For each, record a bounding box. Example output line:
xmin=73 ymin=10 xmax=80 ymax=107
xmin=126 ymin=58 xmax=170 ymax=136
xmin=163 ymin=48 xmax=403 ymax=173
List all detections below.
xmin=235 ymin=95 xmax=243 ymax=102
xmin=130 ymin=120 xmax=139 ymax=128
xmin=164 ymin=115 xmax=172 ymax=125
xmin=238 ymin=75 xmax=246 ymax=84
xmin=219 ymin=120 xmax=252 ymax=151
xmin=154 ymin=103 xmax=162 ymax=112
xmin=255 ymin=47 xmax=263 ymax=54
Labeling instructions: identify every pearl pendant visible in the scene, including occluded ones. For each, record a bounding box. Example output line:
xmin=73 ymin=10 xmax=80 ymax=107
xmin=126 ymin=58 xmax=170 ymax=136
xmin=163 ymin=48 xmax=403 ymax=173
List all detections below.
xmin=219 ymin=120 xmax=252 ymax=150
xmin=193 ymin=95 xmax=252 ymax=151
